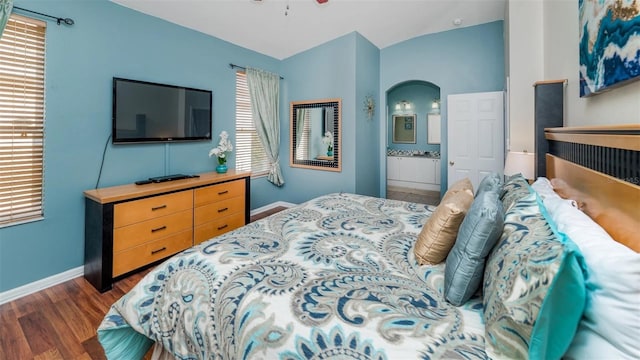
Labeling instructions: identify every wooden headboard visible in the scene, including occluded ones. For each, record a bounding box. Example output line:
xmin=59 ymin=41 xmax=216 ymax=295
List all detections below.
xmin=544 ymin=125 xmax=640 ymax=252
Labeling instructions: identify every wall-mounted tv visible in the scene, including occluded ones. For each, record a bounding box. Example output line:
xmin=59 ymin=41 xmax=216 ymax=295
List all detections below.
xmin=112 ymin=77 xmax=212 ymax=144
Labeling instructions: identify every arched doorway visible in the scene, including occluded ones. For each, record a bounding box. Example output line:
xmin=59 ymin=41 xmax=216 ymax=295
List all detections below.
xmin=385 ymin=80 xmax=442 ymax=205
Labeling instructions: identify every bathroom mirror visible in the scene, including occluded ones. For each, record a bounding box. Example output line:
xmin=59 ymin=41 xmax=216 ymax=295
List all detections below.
xmin=427 ymin=114 xmax=441 ymax=144
xmin=392 ymin=114 xmax=416 ymax=144
xmin=290 ymin=98 xmax=341 ymax=172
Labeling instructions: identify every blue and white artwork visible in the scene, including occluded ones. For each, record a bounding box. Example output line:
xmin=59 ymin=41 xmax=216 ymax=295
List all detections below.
xmin=579 ymin=0 xmax=640 ymax=97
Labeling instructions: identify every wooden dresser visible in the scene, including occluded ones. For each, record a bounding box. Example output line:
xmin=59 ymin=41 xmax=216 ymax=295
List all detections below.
xmin=84 ymin=170 xmax=250 ymax=292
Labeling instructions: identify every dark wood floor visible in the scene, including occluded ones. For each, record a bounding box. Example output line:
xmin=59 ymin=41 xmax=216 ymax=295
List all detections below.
xmin=0 ymin=206 xmax=288 ymax=360
xmin=0 ymin=269 xmax=151 ymax=360
xmin=250 ymin=205 xmax=288 ymax=222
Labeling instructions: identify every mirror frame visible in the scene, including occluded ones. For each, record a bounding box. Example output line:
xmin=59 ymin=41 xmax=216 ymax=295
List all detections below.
xmin=392 ymin=114 xmax=417 ymax=144
xmin=290 ymin=98 xmax=342 ymax=172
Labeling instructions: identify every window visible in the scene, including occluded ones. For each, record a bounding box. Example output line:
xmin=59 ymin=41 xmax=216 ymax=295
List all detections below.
xmin=0 ymin=15 xmax=46 ymax=227
xmin=235 ymin=72 xmax=270 ymax=176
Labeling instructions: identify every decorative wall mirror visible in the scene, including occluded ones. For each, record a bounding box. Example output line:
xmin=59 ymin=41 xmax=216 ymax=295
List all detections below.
xmin=392 ymin=114 xmax=416 ymax=144
xmin=290 ymin=98 xmax=342 ymax=172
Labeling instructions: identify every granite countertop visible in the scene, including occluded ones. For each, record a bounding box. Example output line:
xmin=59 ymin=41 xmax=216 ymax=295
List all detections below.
xmin=387 ymin=150 xmax=440 ymax=159
xmin=402 ymin=153 xmax=440 ymax=158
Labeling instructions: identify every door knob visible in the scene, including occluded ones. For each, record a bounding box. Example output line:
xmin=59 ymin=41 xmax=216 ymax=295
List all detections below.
xmin=449 ymin=161 xmax=455 ymax=166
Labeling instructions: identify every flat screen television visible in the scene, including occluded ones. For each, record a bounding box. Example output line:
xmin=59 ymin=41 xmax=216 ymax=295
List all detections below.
xmin=112 ymin=77 xmax=212 ymax=144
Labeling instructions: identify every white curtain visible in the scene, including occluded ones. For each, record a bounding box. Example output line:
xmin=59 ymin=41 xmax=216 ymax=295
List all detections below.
xmin=246 ymin=67 xmax=284 ymax=186
xmin=0 ymin=0 xmax=13 ymax=39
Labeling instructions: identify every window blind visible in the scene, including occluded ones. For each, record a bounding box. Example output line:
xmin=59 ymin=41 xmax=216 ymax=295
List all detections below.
xmin=235 ymin=72 xmax=270 ymax=176
xmin=296 ymin=110 xmax=310 ymax=160
xmin=0 ymin=15 xmax=46 ymax=226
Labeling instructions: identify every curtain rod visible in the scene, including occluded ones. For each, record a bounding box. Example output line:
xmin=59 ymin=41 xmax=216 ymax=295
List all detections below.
xmin=229 ymin=63 xmax=284 ymax=79
xmin=13 ymin=6 xmax=75 ymax=26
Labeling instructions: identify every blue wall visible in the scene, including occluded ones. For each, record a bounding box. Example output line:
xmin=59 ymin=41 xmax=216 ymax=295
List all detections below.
xmin=274 ymin=33 xmax=359 ymax=204
xmin=254 ymin=33 xmax=381 ymax=209
xmin=0 ymin=0 xmax=279 ymax=292
xmin=380 ymin=21 xmax=505 ymax=196
xmin=355 ymin=34 xmax=381 ymax=197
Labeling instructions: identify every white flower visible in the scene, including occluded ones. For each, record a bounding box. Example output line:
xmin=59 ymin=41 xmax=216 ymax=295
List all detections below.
xmin=208 ymin=148 xmax=220 ymax=157
xmin=322 ymin=131 xmax=333 ymax=148
xmin=209 ymin=131 xmax=234 ymax=164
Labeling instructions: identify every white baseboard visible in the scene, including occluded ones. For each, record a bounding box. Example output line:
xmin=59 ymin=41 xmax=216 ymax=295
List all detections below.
xmin=0 ymin=202 xmax=296 ymax=305
xmin=0 ymin=265 xmax=84 ymax=305
xmin=250 ymin=201 xmax=296 ymax=216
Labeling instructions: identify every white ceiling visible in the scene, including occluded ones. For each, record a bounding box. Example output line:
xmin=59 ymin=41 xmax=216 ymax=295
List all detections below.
xmin=111 ymin=0 xmax=506 ymax=60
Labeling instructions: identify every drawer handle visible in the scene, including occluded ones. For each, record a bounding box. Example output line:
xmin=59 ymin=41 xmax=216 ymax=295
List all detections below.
xmin=151 ymin=204 xmax=167 ymax=211
xmin=218 ymin=190 xmax=229 ymax=195
xmin=151 ymin=225 xmax=167 ymax=233
xmin=217 ymin=224 xmax=228 ymax=231
xmin=151 ymin=247 xmax=167 ymax=255
xmin=217 ymin=207 xmax=229 ymax=213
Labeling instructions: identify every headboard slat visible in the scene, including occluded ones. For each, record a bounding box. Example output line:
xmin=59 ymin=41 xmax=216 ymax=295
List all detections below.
xmin=544 ymin=126 xmax=640 ymax=253
xmin=545 ymin=132 xmax=640 ymax=151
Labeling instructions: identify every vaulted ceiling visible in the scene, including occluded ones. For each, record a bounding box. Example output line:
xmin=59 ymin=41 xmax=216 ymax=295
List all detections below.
xmin=111 ymin=0 xmax=506 ymax=60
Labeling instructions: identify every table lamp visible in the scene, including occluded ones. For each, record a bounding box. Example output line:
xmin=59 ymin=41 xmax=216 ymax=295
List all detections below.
xmin=504 ymin=151 xmax=535 ymax=182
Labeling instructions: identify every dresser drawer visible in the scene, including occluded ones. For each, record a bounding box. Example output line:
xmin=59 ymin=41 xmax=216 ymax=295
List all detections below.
xmin=194 ymin=196 xmax=245 ymax=226
xmin=194 ymin=213 xmax=245 ymax=245
xmin=194 ymin=180 xmax=244 ymax=207
xmin=113 ymin=209 xmax=193 ymax=252
xmin=114 ymin=190 xmax=193 ymax=228
xmin=113 ymin=229 xmax=193 ymax=277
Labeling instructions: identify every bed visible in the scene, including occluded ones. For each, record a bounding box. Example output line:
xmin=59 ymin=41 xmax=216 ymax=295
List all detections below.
xmin=98 ymin=125 xmax=640 ymax=360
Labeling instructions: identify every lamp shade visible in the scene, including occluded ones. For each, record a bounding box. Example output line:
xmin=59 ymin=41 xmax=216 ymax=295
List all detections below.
xmin=504 ymin=151 xmax=535 ymax=180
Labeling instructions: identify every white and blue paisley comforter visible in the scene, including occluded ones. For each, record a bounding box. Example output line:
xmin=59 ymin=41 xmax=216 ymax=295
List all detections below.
xmin=98 ymin=193 xmax=486 ymax=359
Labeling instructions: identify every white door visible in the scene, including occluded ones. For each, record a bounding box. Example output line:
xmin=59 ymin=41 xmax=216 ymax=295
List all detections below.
xmin=447 ymin=91 xmax=504 ymax=191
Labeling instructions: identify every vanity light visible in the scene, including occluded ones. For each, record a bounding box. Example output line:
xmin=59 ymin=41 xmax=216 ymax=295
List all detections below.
xmin=396 ymin=100 xmax=412 ymax=111
xmin=432 ymin=99 xmax=440 ymax=109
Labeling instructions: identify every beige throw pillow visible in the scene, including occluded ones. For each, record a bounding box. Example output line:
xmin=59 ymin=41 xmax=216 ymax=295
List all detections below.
xmin=441 ymin=177 xmax=474 ymax=204
xmin=414 ymin=190 xmax=474 ymax=265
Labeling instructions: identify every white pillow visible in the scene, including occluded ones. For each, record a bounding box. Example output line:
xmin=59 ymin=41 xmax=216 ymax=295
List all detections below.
xmin=542 ymin=196 xmax=640 ymax=360
xmin=531 ymin=177 xmax=560 ymax=201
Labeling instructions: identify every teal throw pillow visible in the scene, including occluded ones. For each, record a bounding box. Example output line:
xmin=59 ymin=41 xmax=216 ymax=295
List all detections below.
xmin=444 ymin=190 xmax=504 ymax=306
xmin=475 ymin=172 xmax=502 ymax=197
xmin=483 ymin=193 xmax=587 ymax=360
xmin=500 ymin=173 xmax=531 ymax=211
